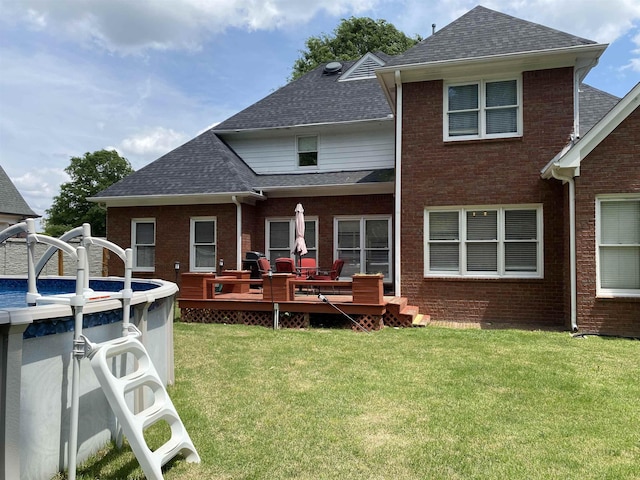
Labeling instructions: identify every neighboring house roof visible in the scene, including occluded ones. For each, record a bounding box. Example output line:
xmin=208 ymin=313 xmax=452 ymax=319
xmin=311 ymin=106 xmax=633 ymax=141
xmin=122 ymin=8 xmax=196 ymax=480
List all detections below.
xmin=385 ymin=6 xmax=597 ymax=67
xmin=214 ymin=55 xmax=393 ymax=132
xmin=542 ymin=82 xmax=639 ymax=179
xmin=0 ymin=165 xmax=38 ymax=218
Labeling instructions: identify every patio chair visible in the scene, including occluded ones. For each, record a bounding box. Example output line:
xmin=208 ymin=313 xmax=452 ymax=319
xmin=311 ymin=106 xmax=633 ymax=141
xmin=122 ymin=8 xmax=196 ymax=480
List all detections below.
xmin=311 ymin=258 xmax=345 ymax=281
xmin=299 ymin=257 xmax=317 ymax=278
xmin=275 ymin=257 xmax=296 ymax=273
xmin=257 ymin=258 xmax=271 ymax=276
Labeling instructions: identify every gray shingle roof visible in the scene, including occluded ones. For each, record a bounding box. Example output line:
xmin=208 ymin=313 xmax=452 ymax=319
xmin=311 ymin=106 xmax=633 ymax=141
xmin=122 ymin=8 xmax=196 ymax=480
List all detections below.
xmin=255 ymin=169 xmax=394 ymax=189
xmin=579 ymin=84 xmax=620 ymax=135
xmin=385 ymin=5 xmax=597 ymax=67
xmin=0 ymin=165 xmax=38 ymax=217
xmin=214 ymin=58 xmax=393 ymax=131
xmin=95 ymin=130 xmax=257 ymax=197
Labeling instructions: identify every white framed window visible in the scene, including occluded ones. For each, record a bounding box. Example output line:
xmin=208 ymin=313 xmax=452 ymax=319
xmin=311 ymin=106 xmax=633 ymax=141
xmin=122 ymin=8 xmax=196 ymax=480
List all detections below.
xmin=596 ymin=196 xmax=640 ymax=298
xmin=335 ymin=216 xmax=392 ymax=281
xmin=266 ymin=217 xmax=318 ymax=263
xmin=131 ymin=218 xmax=155 ymax=272
xmin=424 ymin=205 xmax=542 ymax=278
xmin=190 ymin=217 xmax=216 ymax=272
xmin=297 ymin=135 xmax=318 ymax=167
xmin=444 ymin=77 xmax=522 ymax=141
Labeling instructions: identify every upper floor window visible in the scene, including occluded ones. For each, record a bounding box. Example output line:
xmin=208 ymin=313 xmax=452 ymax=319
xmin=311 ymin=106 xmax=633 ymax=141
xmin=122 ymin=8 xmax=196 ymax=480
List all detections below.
xmin=297 ymin=135 xmax=318 ymax=167
xmin=190 ymin=217 xmax=216 ymax=271
xmin=131 ymin=218 xmax=155 ymax=272
xmin=425 ymin=205 xmax=542 ymax=278
xmin=597 ymin=196 xmax=640 ymax=297
xmin=445 ymin=78 xmax=521 ymax=141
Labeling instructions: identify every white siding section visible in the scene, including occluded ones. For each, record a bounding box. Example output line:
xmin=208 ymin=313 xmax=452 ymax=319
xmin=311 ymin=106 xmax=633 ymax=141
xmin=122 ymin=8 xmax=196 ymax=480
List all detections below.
xmin=222 ymin=122 xmax=394 ymax=174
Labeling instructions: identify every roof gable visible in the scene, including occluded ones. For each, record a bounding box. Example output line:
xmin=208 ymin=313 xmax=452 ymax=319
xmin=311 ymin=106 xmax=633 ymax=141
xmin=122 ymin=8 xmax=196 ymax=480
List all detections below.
xmin=542 ymin=83 xmax=639 ymax=179
xmin=340 ymin=53 xmax=386 ymax=81
xmin=0 ymin=165 xmax=38 ymax=218
xmin=386 ymin=5 xmax=597 ymax=67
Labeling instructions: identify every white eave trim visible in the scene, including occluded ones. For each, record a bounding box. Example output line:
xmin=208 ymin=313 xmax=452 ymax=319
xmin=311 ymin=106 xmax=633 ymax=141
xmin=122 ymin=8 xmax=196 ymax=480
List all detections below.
xmin=542 ymin=82 xmax=640 ymax=179
xmin=257 ymin=181 xmax=394 ymax=198
xmin=89 ymin=191 xmax=266 ymax=207
xmin=213 ymin=116 xmax=393 ymax=134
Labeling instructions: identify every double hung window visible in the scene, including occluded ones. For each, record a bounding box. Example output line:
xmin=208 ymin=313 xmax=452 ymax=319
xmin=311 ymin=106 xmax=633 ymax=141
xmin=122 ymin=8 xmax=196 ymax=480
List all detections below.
xmin=335 ymin=216 xmax=391 ymax=280
xmin=597 ymin=197 xmax=640 ymax=297
xmin=266 ymin=218 xmax=317 ymax=263
xmin=297 ymin=135 xmax=318 ymax=167
xmin=132 ymin=219 xmax=155 ymax=271
xmin=445 ymin=78 xmax=521 ymax=140
xmin=425 ymin=206 xmax=542 ymax=277
xmin=190 ymin=217 xmax=216 ymax=271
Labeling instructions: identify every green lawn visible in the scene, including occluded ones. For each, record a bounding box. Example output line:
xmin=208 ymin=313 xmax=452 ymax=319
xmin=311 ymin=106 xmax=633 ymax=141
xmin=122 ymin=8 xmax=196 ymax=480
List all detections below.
xmin=66 ymin=323 xmax=640 ymax=479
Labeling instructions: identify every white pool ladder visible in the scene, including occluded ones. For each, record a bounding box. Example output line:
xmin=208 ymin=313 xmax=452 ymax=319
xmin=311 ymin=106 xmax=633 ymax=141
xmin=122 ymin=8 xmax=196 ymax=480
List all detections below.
xmin=85 ymin=331 xmax=200 ymax=480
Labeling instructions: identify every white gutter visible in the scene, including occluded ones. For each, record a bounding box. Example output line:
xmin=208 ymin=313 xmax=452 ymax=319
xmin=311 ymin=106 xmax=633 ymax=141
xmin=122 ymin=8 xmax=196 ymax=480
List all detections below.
xmin=232 ymin=196 xmax=242 ymax=270
xmin=551 ymin=171 xmax=578 ymax=331
xmin=394 ymin=70 xmax=402 ymax=297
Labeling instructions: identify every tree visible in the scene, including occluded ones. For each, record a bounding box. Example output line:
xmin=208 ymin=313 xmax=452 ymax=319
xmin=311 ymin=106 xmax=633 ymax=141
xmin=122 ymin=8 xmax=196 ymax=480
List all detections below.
xmin=291 ymin=17 xmax=422 ymax=80
xmin=44 ymin=149 xmax=133 ymax=237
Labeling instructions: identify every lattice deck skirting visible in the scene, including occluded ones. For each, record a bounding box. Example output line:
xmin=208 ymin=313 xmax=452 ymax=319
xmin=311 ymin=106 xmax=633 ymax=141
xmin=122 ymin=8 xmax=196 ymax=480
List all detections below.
xmin=181 ymin=308 xmax=310 ymax=329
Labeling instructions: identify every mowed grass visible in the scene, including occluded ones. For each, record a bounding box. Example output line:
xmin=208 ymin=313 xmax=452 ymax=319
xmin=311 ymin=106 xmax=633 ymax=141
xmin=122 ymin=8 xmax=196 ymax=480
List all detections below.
xmin=65 ymin=323 xmax=640 ymax=479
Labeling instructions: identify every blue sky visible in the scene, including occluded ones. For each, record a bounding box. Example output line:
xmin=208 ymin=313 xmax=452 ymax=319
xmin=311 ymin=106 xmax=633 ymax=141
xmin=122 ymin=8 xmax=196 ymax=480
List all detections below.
xmin=1 ymin=0 xmax=639 ymax=227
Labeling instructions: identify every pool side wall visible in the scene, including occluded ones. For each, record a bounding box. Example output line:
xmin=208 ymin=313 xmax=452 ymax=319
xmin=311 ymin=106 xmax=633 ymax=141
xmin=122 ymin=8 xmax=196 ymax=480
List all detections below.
xmin=0 ymin=278 xmax=177 ymax=480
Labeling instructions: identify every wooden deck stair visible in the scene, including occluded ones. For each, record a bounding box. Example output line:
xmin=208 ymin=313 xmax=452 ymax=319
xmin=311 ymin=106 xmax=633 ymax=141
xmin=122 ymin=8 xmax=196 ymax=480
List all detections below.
xmin=385 ymin=296 xmax=430 ymax=328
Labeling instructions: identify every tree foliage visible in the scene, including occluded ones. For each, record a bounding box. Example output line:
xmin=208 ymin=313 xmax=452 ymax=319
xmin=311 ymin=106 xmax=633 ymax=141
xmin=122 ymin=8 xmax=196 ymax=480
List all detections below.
xmin=291 ymin=17 xmax=422 ymax=80
xmin=44 ymin=149 xmax=133 ymax=237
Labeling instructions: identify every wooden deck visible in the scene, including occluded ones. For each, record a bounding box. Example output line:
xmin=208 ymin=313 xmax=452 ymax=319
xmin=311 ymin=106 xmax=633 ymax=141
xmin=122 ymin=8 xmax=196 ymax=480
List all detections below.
xmin=178 ymin=272 xmax=428 ymax=331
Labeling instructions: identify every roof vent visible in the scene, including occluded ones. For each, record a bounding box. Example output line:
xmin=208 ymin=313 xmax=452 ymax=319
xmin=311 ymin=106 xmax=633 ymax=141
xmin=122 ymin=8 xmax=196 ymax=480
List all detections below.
xmin=323 ymin=61 xmax=342 ymax=75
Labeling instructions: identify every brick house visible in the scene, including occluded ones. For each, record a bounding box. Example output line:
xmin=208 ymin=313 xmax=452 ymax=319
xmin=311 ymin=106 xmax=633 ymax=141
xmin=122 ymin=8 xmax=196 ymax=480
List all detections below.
xmin=92 ymin=6 xmax=638 ymax=334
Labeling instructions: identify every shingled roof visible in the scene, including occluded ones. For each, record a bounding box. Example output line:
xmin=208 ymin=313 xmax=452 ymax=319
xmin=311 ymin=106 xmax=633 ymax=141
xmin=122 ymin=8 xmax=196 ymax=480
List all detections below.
xmin=0 ymin=165 xmax=38 ymax=218
xmin=214 ymin=57 xmax=393 ymax=132
xmin=95 ymin=130 xmax=257 ymax=198
xmin=385 ymin=5 xmax=597 ymax=67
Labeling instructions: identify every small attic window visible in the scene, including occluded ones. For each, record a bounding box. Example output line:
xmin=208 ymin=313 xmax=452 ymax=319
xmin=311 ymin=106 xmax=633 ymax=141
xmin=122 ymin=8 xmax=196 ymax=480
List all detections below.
xmin=323 ymin=62 xmax=342 ymax=75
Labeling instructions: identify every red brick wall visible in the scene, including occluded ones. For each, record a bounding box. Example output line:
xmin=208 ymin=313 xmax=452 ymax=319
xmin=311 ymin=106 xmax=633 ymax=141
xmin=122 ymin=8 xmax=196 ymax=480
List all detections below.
xmin=399 ymin=68 xmax=574 ymax=326
xmin=573 ymin=107 xmax=640 ymax=335
xmin=106 ymin=193 xmax=394 ymax=283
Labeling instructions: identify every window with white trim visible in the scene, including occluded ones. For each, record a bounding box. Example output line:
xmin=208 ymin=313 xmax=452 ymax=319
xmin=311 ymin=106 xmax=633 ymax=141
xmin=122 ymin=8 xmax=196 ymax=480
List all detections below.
xmin=131 ymin=219 xmax=155 ymax=272
xmin=445 ymin=78 xmax=521 ymax=141
xmin=597 ymin=196 xmax=640 ymax=297
xmin=266 ymin=218 xmax=317 ymax=263
xmin=335 ymin=216 xmax=392 ymax=281
xmin=425 ymin=206 xmax=542 ymax=277
xmin=190 ymin=217 xmax=216 ymax=271
xmin=297 ymin=135 xmax=318 ymax=167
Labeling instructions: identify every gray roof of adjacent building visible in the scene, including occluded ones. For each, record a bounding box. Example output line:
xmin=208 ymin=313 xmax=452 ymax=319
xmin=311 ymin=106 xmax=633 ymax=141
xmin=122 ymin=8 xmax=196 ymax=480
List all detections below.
xmin=0 ymin=165 xmax=39 ymax=217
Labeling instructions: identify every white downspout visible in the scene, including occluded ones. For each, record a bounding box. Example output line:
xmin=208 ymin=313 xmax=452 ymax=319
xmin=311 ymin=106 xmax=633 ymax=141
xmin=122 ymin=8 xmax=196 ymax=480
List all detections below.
xmin=232 ymin=196 xmax=242 ymax=270
xmin=552 ymin=170 xmax=578 ymax=331
xmin=394 ymin=70 xmax=403 ymax=297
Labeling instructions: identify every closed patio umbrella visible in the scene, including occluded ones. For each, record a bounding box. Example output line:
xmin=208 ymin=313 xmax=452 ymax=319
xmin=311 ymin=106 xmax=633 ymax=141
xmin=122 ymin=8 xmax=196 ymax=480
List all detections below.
xmin=294 ymin=203 xmax=307 ymax=271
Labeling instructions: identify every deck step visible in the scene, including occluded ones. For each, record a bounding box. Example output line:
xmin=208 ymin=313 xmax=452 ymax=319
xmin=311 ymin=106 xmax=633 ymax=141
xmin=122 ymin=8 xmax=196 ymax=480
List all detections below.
xmin=412 ymin=314 xmax=431 ymax=327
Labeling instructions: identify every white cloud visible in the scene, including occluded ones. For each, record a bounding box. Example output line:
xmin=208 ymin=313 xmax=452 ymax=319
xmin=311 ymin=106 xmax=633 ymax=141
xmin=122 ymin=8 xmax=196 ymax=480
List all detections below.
xmin=2 ymin=0 xmax=383 ymax=55
xmin=121 ymin=127 xmax=189 ymax=156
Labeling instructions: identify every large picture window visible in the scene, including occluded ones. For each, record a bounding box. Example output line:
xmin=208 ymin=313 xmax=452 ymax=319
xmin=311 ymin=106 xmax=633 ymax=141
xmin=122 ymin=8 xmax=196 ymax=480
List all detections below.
xmin=190 ymin=217 xmax=216 ymax=271
xmin=131 ymin=219 xmax=155 ymax=272
xmin=445 ymin=78 xmax=521 ymax=141
xmin=266 ymin=218 xmax=317 ymax=263
xmin=597 ymin=197 xmax=640 ymax=297
xmin=335 ymin=216 xmax=392 ymax=281
xmin=425 ymin=206 xmax=542 ymax=278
